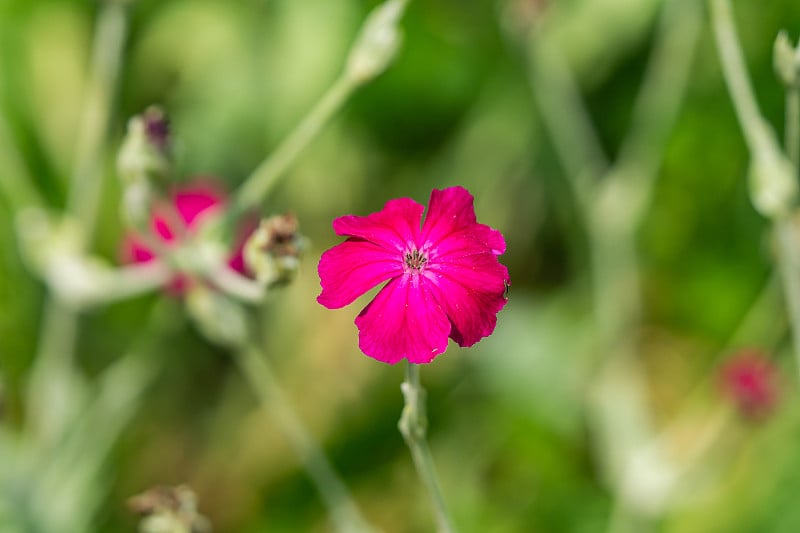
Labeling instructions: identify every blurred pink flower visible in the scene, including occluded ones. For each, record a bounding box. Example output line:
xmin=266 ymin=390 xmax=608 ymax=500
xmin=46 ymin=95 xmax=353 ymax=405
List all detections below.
xmin=122 ymin=181 xmax=250 ymax=293
xmin=719 ymin=350 xmax=779 ymax=421
xmin=317 ymin=186 xmax=509 ymax=364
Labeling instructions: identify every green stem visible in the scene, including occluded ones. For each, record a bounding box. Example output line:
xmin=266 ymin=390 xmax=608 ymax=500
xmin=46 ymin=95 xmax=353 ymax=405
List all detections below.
xmin=613 ymin=0 xmax=701 ymax=221
xmin=68 ymin=0 xmax=129 ymax=237
xmin=709 ymin=0 xmax=800 ymax=379
xmin=232 ymin=75 xmax=356 ymax=214
xmin=34 ymin=301 xmax=177 ymax=532
xmin=525 ymin=28 xmax=607 ymax=208
xmin=708 ymin=0 xmax=770 ymax=154
xmin=26 ymin=303 xmax=81 ymax=440
xmin=398 ymin=363 xmax=457 ymax=533
xmin=776 ymin=218 xmax=800 ymax=384
xmin=0 ymin=114 xmax=40 ymax=210
xmin=70 ymin=261 xmax=173 ymax=308
xmin=235 ymin=344 xmax=376 ymax=533
xmin=27 ymin=0 xmax=130 ymax=440
xmin=779 ymin=74 xmax=800 ymax=384
xmin=787 ymin=88 xmax=800 ymax=170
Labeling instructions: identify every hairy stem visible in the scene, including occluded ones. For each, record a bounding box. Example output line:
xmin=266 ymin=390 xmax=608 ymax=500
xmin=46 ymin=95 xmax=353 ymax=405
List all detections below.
xmin=27 ymin=0 xmax=130 ymax=441
xmin=34 ymin=301 xmax=178 ymax=532
xmin=709 ymin=0 xmax=800 ymax=379
xmin=524 ymin=29 xmax=608 ymax=208
xmin=68 ymin=0 xmax=129 ymax=236
xmin=787 ymin=89 xmax=800 ymax=170
xmin=708 ymin=0 xmax=770 ymax=154
xmin=232 ymin=75 xmax=356 ymax=214
xmin=235 ymin=344 xmax=376 ymax=533
xmin=398 ymin=363 xmax=457 ymax=533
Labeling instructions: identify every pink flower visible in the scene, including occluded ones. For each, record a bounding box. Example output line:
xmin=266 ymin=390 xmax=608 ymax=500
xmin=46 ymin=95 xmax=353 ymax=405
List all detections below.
xmin=317 ymin=186 xmax=509 ymax=364
xmin=719 ymin=350 xmax=779 ymax=421
xmin=122 ymin=181 xmax=251 ymax=293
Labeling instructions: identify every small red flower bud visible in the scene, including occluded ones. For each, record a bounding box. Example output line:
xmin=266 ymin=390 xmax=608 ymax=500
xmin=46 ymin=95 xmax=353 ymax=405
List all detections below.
xmin=719 ymin=349 xmax=779 ymax=421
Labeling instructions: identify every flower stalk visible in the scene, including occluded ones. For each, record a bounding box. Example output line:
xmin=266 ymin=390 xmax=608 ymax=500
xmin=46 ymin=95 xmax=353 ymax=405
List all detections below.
xmin=709 ymin=0 xmax=800 ymax=382
xmin=787 ymin=87 xmax=800 ymax=169
xmin=232 ymin=74 xmax=355 ymax=213
xmin=398 ymin=363 xmax=457 ymax=533
xmin=232 ymin=0 xmax=410 ymax=214
xmin=68 ymin=0 xmax=130 ymax=236
xmin=27 ymin=0 xmax=131 ymax=442
xmin=518 ymin=0 xmax=701 ymax=527
xmin=235 ymin=343 xmax=376 ymax=533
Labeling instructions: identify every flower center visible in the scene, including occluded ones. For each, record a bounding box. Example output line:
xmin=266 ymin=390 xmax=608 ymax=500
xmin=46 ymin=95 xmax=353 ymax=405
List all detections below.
xmin=403 ymin=248 xmax=428 ymax=273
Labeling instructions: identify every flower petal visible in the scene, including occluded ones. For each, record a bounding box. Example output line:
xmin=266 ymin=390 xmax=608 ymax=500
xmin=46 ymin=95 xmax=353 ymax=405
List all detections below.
xmin=420 ymin=186 xmax=476 ymax=241
xmin=173 ymin=184 xmax=225 ymax=228
xmin=427 ymin=249 xmax=509 ymax=347
xmin=472 ymin=224 xmax=506 ymax=256
xmin=318 ymin=239 xmax=403 ymax=309
xmin=333 ymin=198 xmax=423 ymax=252
xmin=421 ymin=186 xmax=505 ymax=255
xmin=355 ymin=276 xmax=451 ymax=364
xmin=149 ymin=184 xmax=226 ymax=241
xmin=121 ymin=234 xmax=156 ymax=264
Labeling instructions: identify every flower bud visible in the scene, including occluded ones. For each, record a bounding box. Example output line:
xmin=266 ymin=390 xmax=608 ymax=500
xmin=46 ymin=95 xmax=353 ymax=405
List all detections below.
xmin=774 ymin=31 xmax=800 ymax=89
xmin=128 ymin=485 xmax=211 ymax=533
xmin=748 ymin=137 xmax=798 ymax=219
xmin=346 ymin=0 xmax=407 ymax=84
xmin=122 ymin=180 xmax=155 ymax=229
xmin=719 ymin=349 xmax=779 ymax=422
xmin=117 ymin=106 xmax=171 ymax=186
xmin=243 ymin=213 xmax=305 ymax=287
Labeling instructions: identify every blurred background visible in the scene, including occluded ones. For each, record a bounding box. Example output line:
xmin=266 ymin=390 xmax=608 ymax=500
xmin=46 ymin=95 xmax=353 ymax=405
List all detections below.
xmin=2 ymin=0 xmax=800 ymax=531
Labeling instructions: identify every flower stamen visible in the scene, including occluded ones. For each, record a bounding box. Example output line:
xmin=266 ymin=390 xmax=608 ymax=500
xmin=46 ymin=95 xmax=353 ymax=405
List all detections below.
xmin=404 ymin=248 xmax=428 ymax=272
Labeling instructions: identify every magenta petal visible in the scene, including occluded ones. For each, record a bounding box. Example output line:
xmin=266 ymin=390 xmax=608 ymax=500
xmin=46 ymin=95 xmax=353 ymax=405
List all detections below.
xmin=422 ymin=187 xmax=506 ymax=255
xmin=173 ymin=184 xmax=225 ymax=228
xmin=420 ymin=187 xmax=477 ymax=243
xmin=355 ymin=276 xmax=451 ymax=364
xmin=333 ymin=198 xmax=424 ymax=251
xmin=318 ymin=239 xmax=403 ymax=309
xmin=427 ymin=249 xmax=509 ymax=347
xmin=147 ymin=183 xmax=225 ymax=241
xmin=472 ymin=224 xmax=506 ymax=256
xmin=121 ymin=234 xmax=156 ymax=264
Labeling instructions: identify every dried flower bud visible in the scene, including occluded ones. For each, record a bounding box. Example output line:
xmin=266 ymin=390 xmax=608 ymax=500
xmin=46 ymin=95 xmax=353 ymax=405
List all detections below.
xmin=117 ymin=107 xmax=172 ymax=229
xmin=142 ymin=106 xmax=170 ymax=151
xmin=244 ymin=213 xmax=305 ymax=287
xmin=117 ymin=106 xmax=171 ymax=186
xmin=346 ymin=0 xmax=407 ymax=84
xmin=128 ymin=485 xmax=211 ymax=533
